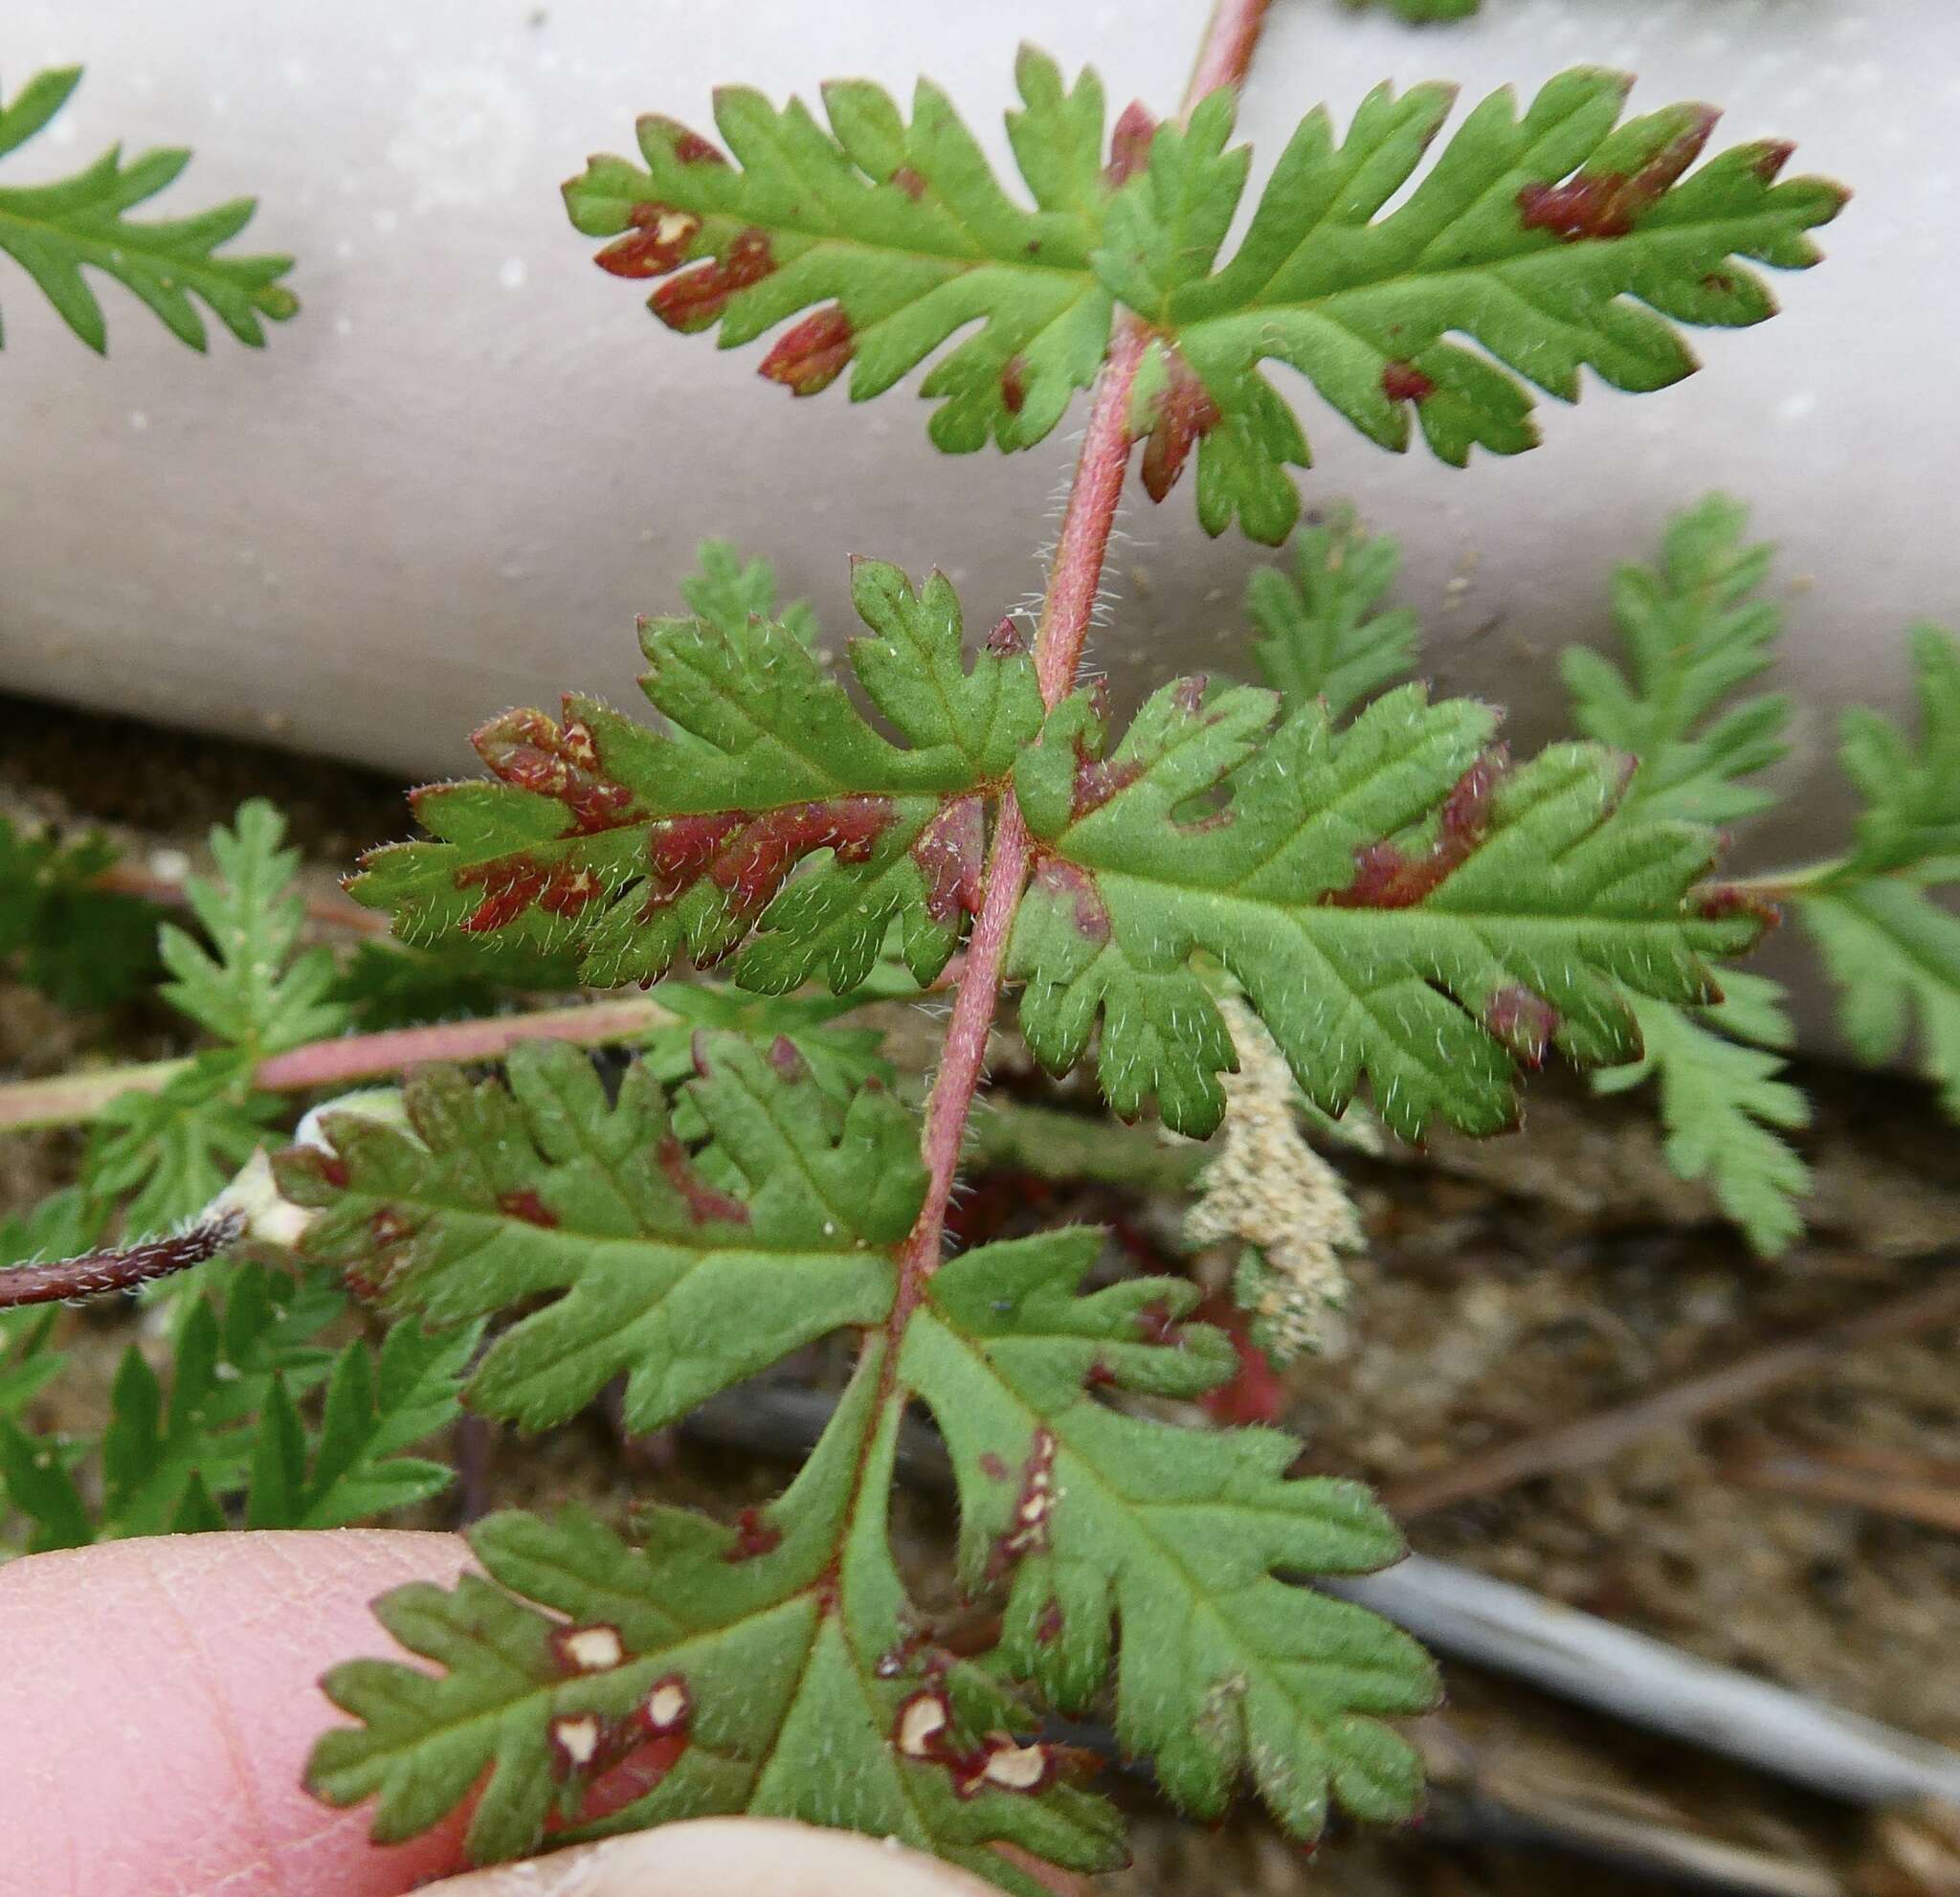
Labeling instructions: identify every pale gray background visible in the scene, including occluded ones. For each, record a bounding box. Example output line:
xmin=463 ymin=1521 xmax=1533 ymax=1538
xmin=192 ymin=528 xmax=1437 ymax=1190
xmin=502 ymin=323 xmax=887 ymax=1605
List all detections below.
xmin=1 ymin=0 xmax=1950 ymax=912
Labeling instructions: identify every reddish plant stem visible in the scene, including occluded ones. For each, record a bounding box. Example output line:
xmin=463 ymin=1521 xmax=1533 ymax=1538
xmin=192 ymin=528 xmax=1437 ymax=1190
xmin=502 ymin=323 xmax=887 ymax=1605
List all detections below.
xmin=895 ymin=799 xmax=1033 ymax=1288
xmin=893 ymin=3 xmax=1273 ymax=1289
xmin=0 ymin=998 xmax=680 ymax=1133
xmin=1034 ymin=322 xmax=1151 ymax=709
xmin=92 ymin=860 xmax=389 ymax=935
xmin=0 ymin=1212 xmax=242 ymax=1310
xmin=1185 ymin=0 xmax=1276 ymax=109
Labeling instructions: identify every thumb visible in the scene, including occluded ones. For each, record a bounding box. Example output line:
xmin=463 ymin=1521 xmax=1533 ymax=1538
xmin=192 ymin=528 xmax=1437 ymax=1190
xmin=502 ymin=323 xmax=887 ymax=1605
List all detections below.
xmin=419 ymin=1818 xmax=1033 ymax=1896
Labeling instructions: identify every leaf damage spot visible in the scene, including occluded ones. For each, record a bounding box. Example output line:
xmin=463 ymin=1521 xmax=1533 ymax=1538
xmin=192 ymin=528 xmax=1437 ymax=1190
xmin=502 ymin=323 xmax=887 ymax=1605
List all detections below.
xmin=1381 ymin=360 xmax=1436 ymax=404
xmin=1136 ymin=343 xmax=1221 ymax=502
xmin=1000 ymin=355 xmax=1028 ymax=416
xmin=986 ymin=615 xmax=1027 ymax=657
xmin=640 ymin=114 xmax=730 ymax=167
xmin=472 ymin=705 xmax=637 ymax=834
xmin=650 ymin=228 xmax=776 ymax=332
xmin=641 ymin=796 xmax=898 ymax=927
xmin=455 ymin=855 xmax=607 ymax=934
xmin=891 ymin=163 xmax=927 ymax=200
xmin=497 ymin=1189 xmax=559 ymax=1228
xmin=1482 ymin=985 xmax=1561 ymax=1067
xmin=914 ymin=794 xmax=987 ymax=926
xmin=892 ymin=1689 xmax=1059 ymax=1800
xmin=1517 ymin=108 xmax=1718 ymax=242
xmin=1031 ymin=859 xmax=1111 ymax=944
xmin=657 ymin=1134 xmax=751 ymax=1226
xmin=1325 ymin=748 xmax=1503 ymax=909
xmin=759 ymin=303 xmax=856 ymax=396
xmin=643 ymin=1674 xmax=691 ymax=1734
xmin=595 ymin=202 xmax=703 ymax=278
xmin=724 ymin=1505 xmax=783 ymax=1562
xmin=987 ymin=1426 xmax=1058 ymax=1578
xmin=549 ymin=1713 xmax=603 ymax=1774
xmin=552 ymin=1622 xmax=626 ymax=1673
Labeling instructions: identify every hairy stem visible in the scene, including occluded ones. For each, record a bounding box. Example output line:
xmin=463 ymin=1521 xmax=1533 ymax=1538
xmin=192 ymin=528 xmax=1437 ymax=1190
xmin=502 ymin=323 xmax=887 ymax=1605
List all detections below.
xmin=896 ymin=2 xmax=1274 ymax=1283
xmin=0 ymin=997 xmax=679 ymax=1133
xmin=0 ymin=1212 xmax=241 ymax=1310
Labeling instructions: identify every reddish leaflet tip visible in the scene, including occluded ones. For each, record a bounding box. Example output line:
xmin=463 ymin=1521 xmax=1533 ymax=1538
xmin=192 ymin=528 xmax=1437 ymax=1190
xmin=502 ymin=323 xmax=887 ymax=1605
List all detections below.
xmin=595 ymin=202 xmax=702 ymax=278
xmin=472 ymin=705 xmax=636 ymax=833
xmin=1137 ymin=344 xmax=1222 ymax=502
xmin=1518 ymin=110 xmax=1717 ymax=242
xmin=986 ymin=614 xmax=1027 ymax=657
xmin=759 ymin=303 xmax=856 ymax=396
xmin=1106 ymin=100 xmax=1157 ymax=187
xmin=768 ymin=1033 xmax=808 ymax=1081
xmin=1381 ymin=360 xmax=1436 ymax=404
xmin=1482 ymin=985 xmax=1561 ymax=1067
xmin=1752 ymin=139 xmax=1794 ymax=182
xmin=649 ymin=229 xmax=776 ymax=332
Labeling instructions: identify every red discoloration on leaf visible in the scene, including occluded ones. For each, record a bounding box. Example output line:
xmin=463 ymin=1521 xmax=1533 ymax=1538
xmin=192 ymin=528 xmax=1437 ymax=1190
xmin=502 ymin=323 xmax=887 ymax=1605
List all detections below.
xmin=987 ymin=1426 xmax=1058 ymax=1578
xmin=891 ymin=164 xmax=927 ymax=201
xmin=1381 ymin=360 xmax=1436 ymax=404
xmin=1032 ymin=859 xmax=1111 ymax=944
xmin=643 ymin=812 xmax=749 ymax=910
xmin=978 ymin=1451 xmax=1010 ymax=1482
xmin=914 ymin=794 xmax=987 ymax=926
xmin=1192 ymin=1294 xmax=1287 ymax=1426
xmin=369 ymin=1207 xmax=412 ymax=1250
xmin=497 ymin=1189 xmax=559 ymax=1227
xmin=1170 ymin=674 xmax=1209 ymax=718
xmin=1483 ymin=984 xmax=1561 ymax=1066
xmin=724 ymin=1505 xmax=783 ymax=1562
xmin=650 ymin=229 xmax=776 ymax=332
xmin=1072 ymin=752 xmax=1143 ymax=818
xmin=711 ymin=796 xmax=897 ymax=923
xmin=456 ymin=855 xmax=608 ymax=933
xmin=1325 ymin=749 xmax=1503 ymax=910
xmin=1703 ymin=271 xmax=1736 ymax=293
xmin=595 ymin=202 xmax=703 ymax=279
xmin=1751 ymin=141 xmax=1793 ymax=183
xmin=892 ymin=1690 xmax=1058 ymax=1800
xmin=657 ymin=1133 xmax=751 ymax=1226
xmin=759 ymin=304 xmax=855 ymax=396
xmin=768 ymin=1033 xmax=807 ymax=1081
xmin=1695 ymin=883 xmax=1781 ymax=928
xmin=550 ymin=1622 xmax=626 ymax=1675
xmin=474 ymin=706 xmax=637 ymax=835
xmin=1000 ymin=355 xmax=1028 ymax=416
xmin=1518 ymin=109 xmax=1718 ymax=242
xmin=308 ymin=1149 xmax=350 ymax=1191
xmin=1106 ymin=100 xmax=1157 ymax=188
xmin=1036 ymin=1598 xmax=1065 ymax=1645
xmin=1137 ymin=345 xmax=1222 ymax=502
xmin=987 ymin=615 xmax=1027 ymax=657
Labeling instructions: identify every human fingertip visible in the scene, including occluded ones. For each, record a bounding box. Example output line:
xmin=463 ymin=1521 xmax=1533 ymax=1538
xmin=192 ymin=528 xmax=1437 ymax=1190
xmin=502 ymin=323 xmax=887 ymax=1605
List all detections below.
xmin=418 ymin=1818 xmax=1014 ymax=1896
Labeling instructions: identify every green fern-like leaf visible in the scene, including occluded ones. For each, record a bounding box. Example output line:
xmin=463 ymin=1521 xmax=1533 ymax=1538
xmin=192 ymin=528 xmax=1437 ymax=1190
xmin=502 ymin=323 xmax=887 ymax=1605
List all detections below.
xmin=568 ymin=59 xmax=1836 ymax=544
xmin=85 ymin=1052 xmax=278 ymax=1234
xmin=1592 ymin=971 xmax=1810 ymax=1255
xmin=349 ymin=560 xmax=1042 ymax=992
xmin=0 ymin=814 xmax=164 ymax=1009
xmin=0 ymin=1262 xmax=462 ymax=1551
xmin=902 ymin=1230 xmax=1436 ymax=1832
xmin=161 ymin=798 xmax=346 ymax=1057
xmin=1100 ymin=70 xmax=1843 ymax=541
xmin=0 ymin=66 xmax=297 ymax=353
xmin=1248 ymin=505 xmax=1418 ymax=721
xmin=280 ymin=1037 xmax=921 ymax=1433
xmin=1792 ymin=627 xmax=1960 ymax=1116
xmin=1564 ymin=494 xmax=1791 ymax=826
xmin=563 ymin=46 xmax=1116 ymax=453
xmin=1008 ymin=677 xmax=1760 ymax=1139
xmin=301 ymin=1051 xmax=1430 ymax=1879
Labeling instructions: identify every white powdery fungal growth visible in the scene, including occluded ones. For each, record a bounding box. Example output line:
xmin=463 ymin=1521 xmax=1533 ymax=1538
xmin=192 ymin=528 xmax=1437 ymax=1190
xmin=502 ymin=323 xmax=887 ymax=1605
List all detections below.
xmin=1185 ymin=995 xmax=1365 ymax=1363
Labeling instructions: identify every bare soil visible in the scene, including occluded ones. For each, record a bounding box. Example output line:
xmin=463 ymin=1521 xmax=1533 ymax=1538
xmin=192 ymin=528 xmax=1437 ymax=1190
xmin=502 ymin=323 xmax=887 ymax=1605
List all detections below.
xmin=4 ymin=687 xmax=1956 ymax=1897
